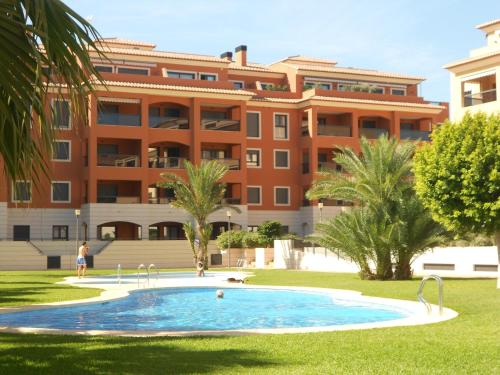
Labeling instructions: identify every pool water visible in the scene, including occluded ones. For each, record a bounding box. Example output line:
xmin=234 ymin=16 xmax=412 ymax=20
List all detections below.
xmin=0 ymin=287 xmax=409 ymax=332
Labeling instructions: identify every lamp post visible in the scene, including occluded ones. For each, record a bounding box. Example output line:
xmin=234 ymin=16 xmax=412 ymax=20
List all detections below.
xmin=75 ymin=209 xmax=80 ymax=270
xmin=226 ymin=210 xmax=232 ymax=269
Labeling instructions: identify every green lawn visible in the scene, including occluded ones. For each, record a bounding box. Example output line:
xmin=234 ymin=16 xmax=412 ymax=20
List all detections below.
xmin=0 ymin=269 xmax=498 ymax=374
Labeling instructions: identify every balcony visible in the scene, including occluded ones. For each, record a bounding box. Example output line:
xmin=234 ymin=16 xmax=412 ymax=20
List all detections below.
xmin=318 ymin=124 xmax=351 ymax=137
xmin=149 ymin=116 xmax=189 ymax=129
xmin=360 ymin=128 xmax=389 ymax=139
xmin=97 ymin=196 xmax=141 ymax=204
xmin=201 ymin=119 xmax=240 ymax=132
xmin=463 ymin=89 xmax=497 ymax=107
xmin=97 ymin=154 xmax=140 ymax=167
xmin=97 ymin=113 xmax=141 ymax=127
xmin=400 ymin=130 xmax=430 ymax=141
xmin=318 ymin=161 xmax=338 ymax=170
xmin=149 ymin=157 xmax=186 ymax=169
xmin=202 ymin=158 xmax=240 ymax=170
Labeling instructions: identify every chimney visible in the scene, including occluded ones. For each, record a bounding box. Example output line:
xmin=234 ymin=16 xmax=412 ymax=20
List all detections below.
xmin=235 ymin=45 xmax=247 ymax=66
xmin=220 ymin=51 xmax=233 ymax=61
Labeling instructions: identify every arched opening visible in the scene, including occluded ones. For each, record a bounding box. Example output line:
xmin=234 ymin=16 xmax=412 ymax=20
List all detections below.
xmin=148 ymin=141 xmax=190 ymax=169
xmin=210 ymin=221 xmax=242 ymax=240
xmin=149 ymin=222 xmax=186 ymax=240
xmin=97 ymin=221 xmax=142 ymax=240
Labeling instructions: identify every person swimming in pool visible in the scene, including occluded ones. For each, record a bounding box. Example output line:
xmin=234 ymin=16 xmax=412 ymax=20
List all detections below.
xmin=77 ymin=242 xmax=89 ymax=278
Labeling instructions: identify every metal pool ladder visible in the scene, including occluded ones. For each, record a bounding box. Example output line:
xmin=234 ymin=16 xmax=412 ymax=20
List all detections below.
xmin=417 ymin=274 xmax=444 ymax=315
xmin=148 ymin=264 xmax=159 ymax=287
xmin=236 ymin=258 xmax=245 ymax=272
xmin=117 ymin=264 xmax=122 ymax=284
xmin=137 ymin=264 xmax=149 ymax=288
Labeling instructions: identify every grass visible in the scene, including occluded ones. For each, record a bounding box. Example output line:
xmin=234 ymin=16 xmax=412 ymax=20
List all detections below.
xmin=0 ymin=269 xmax=499 ymax=374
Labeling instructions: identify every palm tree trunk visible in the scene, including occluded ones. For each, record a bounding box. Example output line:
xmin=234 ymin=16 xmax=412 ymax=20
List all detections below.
xmin=375 ymin=250 xmax=393 ymax=280
xmin=394 ymin=258 xmax=412 ymax=280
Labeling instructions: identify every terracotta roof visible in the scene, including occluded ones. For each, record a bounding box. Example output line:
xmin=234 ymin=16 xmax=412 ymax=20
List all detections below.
xmin=228 ymin=62 xmax=275 ymax=72
xmin=93 ymin=46 xmax=229 ymax=64
xmin=280 ymin=55 xmax=337 ymax=66
xmin=443 ymin=49 xmax=500 ymax=69
xmin=476 ymin=19 xmax=500 ymax=30
xmin=98 ymin=38 xmax=157 ymax=48
xmin=100 ymin=80 xmax=254 ymax=96
xmin=280 ymin=62 xmax=424 ymax=81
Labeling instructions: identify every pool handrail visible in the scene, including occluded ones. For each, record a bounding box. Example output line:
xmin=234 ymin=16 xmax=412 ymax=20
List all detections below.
xmin=417 ymin=274 xmax=443 ymax=315
xmin=137 ymin=264 xmax=149 ymax=288
xmin=117 ymin=264 xmax=122 ymax=285
xmin=147 ymin=264 xmax=159 ymax=286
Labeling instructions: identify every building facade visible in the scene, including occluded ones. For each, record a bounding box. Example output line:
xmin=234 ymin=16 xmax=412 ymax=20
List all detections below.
xmin=445 ymin=19 xmax=500 ymax=120
xmin=0 ymin=38 xmax=447 ymax=246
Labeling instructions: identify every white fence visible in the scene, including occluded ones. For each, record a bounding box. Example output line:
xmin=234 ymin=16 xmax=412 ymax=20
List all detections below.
xmin=274 ymin=240 xmax=499 ymax=279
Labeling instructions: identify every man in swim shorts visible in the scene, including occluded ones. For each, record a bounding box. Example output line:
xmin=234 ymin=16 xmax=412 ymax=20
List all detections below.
xmin=77 ymin=242 xmax=89 ymax=278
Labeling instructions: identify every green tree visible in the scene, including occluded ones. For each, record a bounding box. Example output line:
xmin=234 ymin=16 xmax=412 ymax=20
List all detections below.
xmin=308 ymin=136 xmax=446 ymax=280
xmin=0 ymin=0 xmax=103 ymax=181
xmin=257 ymin=221 xmax=282 ymax=248
xmin=414 ymin=112 xmax=500 ymax=285
xmin=216 ymin=230 xmax=245 ymax=250
xmin=158 ymin=160 xmax=239 ymax=269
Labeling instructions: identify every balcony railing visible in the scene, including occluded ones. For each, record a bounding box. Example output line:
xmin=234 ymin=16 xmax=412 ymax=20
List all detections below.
xmin=301 ymin=126 xmax=309 ymax=136
xmin=221 ymin=197 xmax=241 ymax=205
xmin=97 ymin=154 xmax=140 ymax=167
xmin=97 ymin=113 xmax=141 ymax=127
xmin=202 ymin=158 xmax=240 ymax=170
xmin=201 ymin=119 xmax=240 ymax=131
xmin=318 ymin=124 xmax=352 ymax=137
xmin=400 ymin=129 xmax=430 ymax=141
xmin=360 ymin=128 xmax=389 ymax=139
xmin=149 ymin=116 xmax=189 ymax=129
xmin=318 ymin=161 xmax=338 ymax=170
xmin=148 ymin=157 xmax=186 ymax=169
xmin=463 ymin=89 xmax=496 ymax=107
xmin=148 ymin=197 xmax=175 ymax=204
xmin=97 ymin=196 xmax=141 ymax=204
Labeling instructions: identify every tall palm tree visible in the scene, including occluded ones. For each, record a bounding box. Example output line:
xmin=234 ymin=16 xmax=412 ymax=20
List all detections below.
xmin=0 ymin=0 xmax=103 ymax=181
xmin=158 ymin=160 xmax=239 ymax=269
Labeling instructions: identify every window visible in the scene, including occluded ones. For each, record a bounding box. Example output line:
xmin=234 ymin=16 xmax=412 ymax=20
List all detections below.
xmin=231 ymin=81 xmax=244 ymax=89
xmin=167 ymin=71 xmax=196 ymax=80
xmin=200 ymin=73 xmax=217 ymax=81
xmin=304 ymin=81 xmax=331 ymax=90
xmin=247 ymin=186 xmax=261 ymax=205
xmin=52 ymin=140 xmax=71 ymax=161
xmin=401 ymin=123 xmax=413 ymax=130
xmin=52 ymin=100 xmax=70 ymax=129
xmin=275 ymin=187 xmax=290 ymax=206
xmin=13 ymin=225 xmax=30 ymax=241
xmin=274 ymin=113 xmax=288 ymax=140
xmin=318 ymin=83 xmax=331 ymax=90
xmin=52 ymin=225 xmax=68 ymax=240
xmin=246 ymin=112 xmax=260 ymax=138
xmin=362 ymin=120 xmax=377 ymax=128
xmin=274 ymin=150 xmax=289 ymax=168
xmin=94 ymin=65 xmax=113 ymax=73
xmin=260 ymin=82 xmax=273 ymax=90
xmin=52 ymin=182 xmax=70 ymax=203
xmin=246 ymin=149 xmax=261 ymax=168
xmin=391 ymin=88 xmax=406 ymax=96
xmin=371 ymin=87 xmax=384 ymax=94
xmin=12 ymin=181 xmax=31 ymax=202
xmin=117 ymin=67 xmax=149 ymax=75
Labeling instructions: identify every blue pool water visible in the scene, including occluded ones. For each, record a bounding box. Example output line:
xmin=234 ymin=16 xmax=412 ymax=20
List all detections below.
xmin=0 ymin=287 xmax=409 ymax=331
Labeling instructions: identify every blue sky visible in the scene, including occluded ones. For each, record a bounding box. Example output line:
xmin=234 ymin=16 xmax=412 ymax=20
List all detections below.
xmin=66 ymin=0 xmax=500 ymax=102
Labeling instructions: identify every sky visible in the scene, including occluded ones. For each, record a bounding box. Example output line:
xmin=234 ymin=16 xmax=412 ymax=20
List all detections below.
xmin=65 ymin=0 xmax=500 ymax=102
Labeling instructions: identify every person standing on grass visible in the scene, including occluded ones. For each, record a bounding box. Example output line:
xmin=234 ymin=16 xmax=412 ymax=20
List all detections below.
xmin=77 ymin=242 xmax=89 ymax=278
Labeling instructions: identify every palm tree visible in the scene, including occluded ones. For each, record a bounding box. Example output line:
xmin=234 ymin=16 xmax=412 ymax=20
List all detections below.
xmin=158 ymin=160 xmax=239 ymax=270
xmin=0 ymin=0 xmax=103 ymax=181
xmin=307 ymin=136 xmax=445 ymax=280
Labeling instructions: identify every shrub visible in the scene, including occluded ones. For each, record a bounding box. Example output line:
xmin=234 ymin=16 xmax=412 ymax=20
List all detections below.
xmin=216 ymin=230 xmax=245 ymax=249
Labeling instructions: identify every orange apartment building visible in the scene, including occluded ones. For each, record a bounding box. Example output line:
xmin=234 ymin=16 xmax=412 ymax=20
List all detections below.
xmin=0 ymin=38 xmax=448 ymax=249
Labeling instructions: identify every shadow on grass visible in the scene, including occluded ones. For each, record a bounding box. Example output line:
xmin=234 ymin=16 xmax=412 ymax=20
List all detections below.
xmin=0 ymin=334 xmax=279 ymax=375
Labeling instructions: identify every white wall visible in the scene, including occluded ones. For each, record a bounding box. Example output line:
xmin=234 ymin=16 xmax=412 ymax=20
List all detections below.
xmin=274 ymin=240 xmax=498 ymax=278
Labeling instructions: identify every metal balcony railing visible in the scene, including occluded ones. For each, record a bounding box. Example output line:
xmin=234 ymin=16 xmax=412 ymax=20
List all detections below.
xmin=97 ymin=113 xmax=141 ymax=126
xmin=400 ymin=130 xmax=430 ymax=141
xmin=97 ymin=196 xmax=141 ymax=204
xmin=360 ymin=128 xmax=389 ymax=139
xmin=463 ymin=89 xmax=497 ymax=107
xmin=317 ymin=124 xmax=352 ymax=137
xmin=149 ymin=116 xmax=189 ymax=129
xmin=98 ymin=154 xmax=140 ymax=167
xmin=202 ymin=158 xmax=240 ymax=170
xmin=201 ymin=119 xmax=240 ymax=131
xmin=148 ymin=157 xmax=186 ymax=169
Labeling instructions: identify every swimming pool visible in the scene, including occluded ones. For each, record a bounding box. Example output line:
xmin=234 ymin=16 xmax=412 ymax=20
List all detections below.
xmin=0 ymin=287 xmax=412 ymax=333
